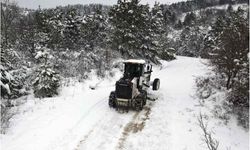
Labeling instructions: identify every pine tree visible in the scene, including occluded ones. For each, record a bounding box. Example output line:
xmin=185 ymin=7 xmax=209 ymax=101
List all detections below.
xmin=109 ymin=0 xmax=151 ymax=58
xmin=0 ymin=48 xmax=26 ymax=99
xmin=208 ymin=9 xmax=248 ymax=89
xmin=205 ymin=8 xmax=249 ymax=107
xmin=177 ymin=26 xmax=205 ymax=57
xmin=109 ymin=0 xmax=174 ymax=63
xmin=32 ymin=47 xmax=60 ymax=98
xmin=62 ymin=8 xmax=81 ymax=49
xmin=46 ymin=9 xmax=64 ymax=50
xmin=150 ymin=2 xmax=175 ymax=61
xmin=80 ymin=11 xmax=108 ymax=51
xmin=150 ymin=3 xmax=165 ymax=54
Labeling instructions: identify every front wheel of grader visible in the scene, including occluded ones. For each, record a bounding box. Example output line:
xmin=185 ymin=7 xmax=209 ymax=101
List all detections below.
xmin=152 ymin=78 xmax=160 ymax=91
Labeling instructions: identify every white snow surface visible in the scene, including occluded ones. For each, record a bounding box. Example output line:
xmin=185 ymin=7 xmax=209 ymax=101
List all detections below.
xmin=1 ymin=56 xmax=248 ymax=150
xmin=124 ymin=59 xmax=146 ymax=64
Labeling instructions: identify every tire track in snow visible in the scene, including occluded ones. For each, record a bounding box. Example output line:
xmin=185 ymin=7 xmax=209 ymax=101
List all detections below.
xmin=72 ymin=98 xmax=106 ymax=129
xmin=75 ymin=95 xmax=155 ymax=150
xmin=49 ymin=98 xmax=109 ymax=150
xmin=74 ymin=129 xmax=94 ymax=150
xmin=117 ymin=104 xmax=152 ymax=150
xmin=75 ymin=103 xmax=153 ymax=150
xmin=74 ymin=104 xmax=112 ymax=150
xmin=76 ymin=108 xmax=132 ymax=150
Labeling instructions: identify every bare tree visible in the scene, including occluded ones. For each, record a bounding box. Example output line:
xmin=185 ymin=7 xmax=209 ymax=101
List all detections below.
xmin=198 ymin=113 xmax=219 ymax=150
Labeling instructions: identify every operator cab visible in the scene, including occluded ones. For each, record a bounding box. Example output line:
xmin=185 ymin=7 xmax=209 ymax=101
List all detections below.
xmin=123 ymin=59 xmax=148 ymax=79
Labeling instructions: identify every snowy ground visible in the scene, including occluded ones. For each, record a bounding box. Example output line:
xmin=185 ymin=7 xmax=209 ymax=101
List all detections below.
xmin=1 ymin=56 xmax=248 ymax=150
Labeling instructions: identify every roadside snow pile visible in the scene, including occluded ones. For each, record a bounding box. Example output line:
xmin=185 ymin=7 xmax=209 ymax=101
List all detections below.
xmin=1 ymin=68 xmax=122 ymax=150
xmin=1 ymin=56 xmax=248 ymax=150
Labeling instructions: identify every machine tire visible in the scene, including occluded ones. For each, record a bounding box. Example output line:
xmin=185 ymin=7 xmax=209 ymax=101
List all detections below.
xmin=109 ymin=91 xmax=116 ymax=108
xmin=141 ymin=90 xmax=147 ymax=105
xmin=152 ymin=78 xmax=160 ymax=90
xmin=134 ymin=98 xmax=143 ymax=111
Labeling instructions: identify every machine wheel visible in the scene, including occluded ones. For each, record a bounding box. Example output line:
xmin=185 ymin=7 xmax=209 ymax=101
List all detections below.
xmin=132 ymin=98 xmax=142 ymax=111
xmin=141 ymin=90 xmax=147 ymax=105
xmin=135 ymin=99 xmax=143 ymax=111
xmin=109 ymin=91 xmax=116 ymax=108
xmin=134 ymin=94 xmax=144 ymax=111
xmin=152 ymin=78 xmax=160 ymax=91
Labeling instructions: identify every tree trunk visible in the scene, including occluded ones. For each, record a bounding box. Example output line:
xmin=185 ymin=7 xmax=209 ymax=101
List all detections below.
xmin=231 ymin=71 xmax=238 ymax=88
xmin=226 ymin=74 xmax=232 ymax=90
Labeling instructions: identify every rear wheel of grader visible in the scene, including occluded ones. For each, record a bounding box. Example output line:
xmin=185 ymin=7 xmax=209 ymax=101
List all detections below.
xmin=134 ymin=93 xmax=145 ymax=111
xmin=109 ymin=91 xmax=116 ymax=108
xmin=141 ymin=90 xmax=147 ymax=105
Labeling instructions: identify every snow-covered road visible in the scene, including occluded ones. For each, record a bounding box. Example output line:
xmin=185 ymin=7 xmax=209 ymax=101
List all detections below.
xmin=1 ymin=57 xmax=248 ymax=150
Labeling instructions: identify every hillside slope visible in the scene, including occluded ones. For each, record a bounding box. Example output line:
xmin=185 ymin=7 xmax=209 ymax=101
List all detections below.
xmin=1 ymin=57 xmax=248 ymax=150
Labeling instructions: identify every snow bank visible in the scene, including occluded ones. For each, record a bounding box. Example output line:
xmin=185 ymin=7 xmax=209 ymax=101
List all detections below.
xmin=1 ymin=68 xmax=123 ymax=150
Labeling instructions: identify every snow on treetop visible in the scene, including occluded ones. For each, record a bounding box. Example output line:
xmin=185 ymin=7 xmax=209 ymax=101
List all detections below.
xmin=35 ymin=48 xmax=52 ymax=60
xmin=124 ymin=59 xmax=146 ymax=64
xmin=128 ymin=10 xmax=133 ymax=13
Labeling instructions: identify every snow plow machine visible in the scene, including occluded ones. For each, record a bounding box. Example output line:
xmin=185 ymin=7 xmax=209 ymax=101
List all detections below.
xmin=109 ymin=59 xmax=160 ymax=111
